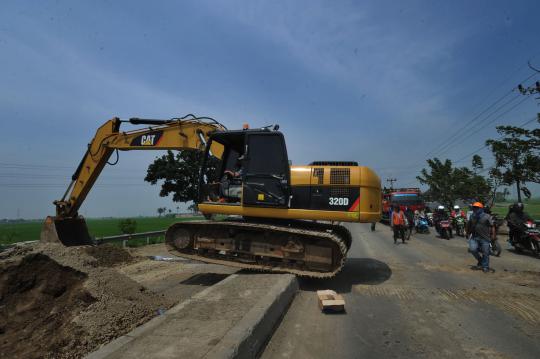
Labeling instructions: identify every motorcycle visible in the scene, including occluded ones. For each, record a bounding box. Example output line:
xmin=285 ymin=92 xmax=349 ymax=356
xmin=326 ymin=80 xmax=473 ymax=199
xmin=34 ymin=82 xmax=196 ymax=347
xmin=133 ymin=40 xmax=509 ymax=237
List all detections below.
xmin=415 ymin=216 xmax=430 ymax=234
xmin=438 ymin=219 xmax=453 ymax=240
xmin=452 ymin=216 xmax=466 ymax=237
xmin=426 ymin=212 xmax=434 ymax=227
xmin=509 ymin=220 xmax=540 ymax=256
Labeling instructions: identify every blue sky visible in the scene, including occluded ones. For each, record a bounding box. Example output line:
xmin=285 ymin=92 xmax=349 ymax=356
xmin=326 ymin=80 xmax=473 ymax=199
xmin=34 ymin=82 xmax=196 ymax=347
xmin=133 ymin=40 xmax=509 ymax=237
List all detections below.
xmin=1 ymin=0 xmax=539 ymax=218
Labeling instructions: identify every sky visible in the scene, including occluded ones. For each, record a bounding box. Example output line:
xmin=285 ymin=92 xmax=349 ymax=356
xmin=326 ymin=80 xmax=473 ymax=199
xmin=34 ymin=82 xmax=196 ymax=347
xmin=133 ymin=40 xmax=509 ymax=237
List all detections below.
xmin=1 ymin=0 xmax=539 ymax=219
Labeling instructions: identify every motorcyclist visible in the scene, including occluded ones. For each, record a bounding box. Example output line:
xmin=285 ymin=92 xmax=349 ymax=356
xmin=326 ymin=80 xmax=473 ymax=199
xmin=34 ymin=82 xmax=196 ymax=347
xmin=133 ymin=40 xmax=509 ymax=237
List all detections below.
xmin=451 ymin=205 xmax=465 ymax=219
xmin=451 ymin=205 xmax=465 ymax=235
xmin=506 ymin=203 xmax=533 ymax=245
xmin=433 ymin=205 xmax=448 ymax=234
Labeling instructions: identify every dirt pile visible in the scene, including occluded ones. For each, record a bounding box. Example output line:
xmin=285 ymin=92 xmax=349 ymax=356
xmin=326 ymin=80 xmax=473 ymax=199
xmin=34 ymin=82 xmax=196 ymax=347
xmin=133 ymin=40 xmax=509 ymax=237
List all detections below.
xmin=85 ymin=244 xmax=135 ymax=267
xmin=0 ymin=253 xmax=95 ymax=358
xmin=0 ymin=243 xmax=175 ymax=359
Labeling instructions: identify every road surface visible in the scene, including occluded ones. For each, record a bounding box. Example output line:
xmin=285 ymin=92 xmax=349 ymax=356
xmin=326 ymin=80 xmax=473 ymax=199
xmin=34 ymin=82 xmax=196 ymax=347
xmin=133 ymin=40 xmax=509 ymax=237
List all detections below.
xmin=262 ymin=223 xmax=540 ymax=359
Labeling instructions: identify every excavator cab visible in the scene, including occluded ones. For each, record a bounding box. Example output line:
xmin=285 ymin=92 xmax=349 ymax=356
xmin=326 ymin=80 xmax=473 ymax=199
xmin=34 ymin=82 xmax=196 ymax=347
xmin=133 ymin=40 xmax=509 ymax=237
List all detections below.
xmin=199 ymin=128 xmax=291 ymax=208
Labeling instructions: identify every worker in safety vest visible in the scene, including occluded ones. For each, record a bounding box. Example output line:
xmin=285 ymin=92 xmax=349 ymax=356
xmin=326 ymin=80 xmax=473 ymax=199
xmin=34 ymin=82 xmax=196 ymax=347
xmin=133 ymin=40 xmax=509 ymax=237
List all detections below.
xmin=391 ymin=205 xmax=406 ymax=244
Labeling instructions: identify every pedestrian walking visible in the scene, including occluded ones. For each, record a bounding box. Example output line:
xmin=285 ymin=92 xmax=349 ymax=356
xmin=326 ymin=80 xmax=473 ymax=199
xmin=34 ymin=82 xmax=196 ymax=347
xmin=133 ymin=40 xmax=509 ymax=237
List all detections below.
xmin=391 ymin=205 xmax=406 ymax=244
xmin=404 ymin=206 xmax=415 ymax=239
xmin=466 ymin=202 xmax=496 ymax=273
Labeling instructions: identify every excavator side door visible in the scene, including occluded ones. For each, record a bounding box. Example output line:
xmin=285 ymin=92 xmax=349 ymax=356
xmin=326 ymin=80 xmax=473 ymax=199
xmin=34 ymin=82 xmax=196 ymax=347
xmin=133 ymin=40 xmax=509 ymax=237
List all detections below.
xmin=242 ymin=132 xmax=290 ymax=207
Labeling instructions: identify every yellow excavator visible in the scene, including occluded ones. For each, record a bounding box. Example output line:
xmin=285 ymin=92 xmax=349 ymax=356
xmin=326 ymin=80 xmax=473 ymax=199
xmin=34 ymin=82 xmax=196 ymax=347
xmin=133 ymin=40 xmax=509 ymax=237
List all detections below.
xmin=41 ymin=115 xmax=381 ymax=277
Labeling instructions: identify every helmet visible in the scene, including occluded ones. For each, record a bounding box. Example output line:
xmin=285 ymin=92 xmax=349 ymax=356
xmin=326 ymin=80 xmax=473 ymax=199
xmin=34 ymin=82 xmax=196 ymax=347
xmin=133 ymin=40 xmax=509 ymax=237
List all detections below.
xmin=453 ymin=205 xmax=460 ymax=210
xmin=516 ymin=202 xmax=524 ymax=210
xmin=472 ymin=202 xmax=483 ymax=208
xmin=437 ymin=205 xmax=444 ymax=210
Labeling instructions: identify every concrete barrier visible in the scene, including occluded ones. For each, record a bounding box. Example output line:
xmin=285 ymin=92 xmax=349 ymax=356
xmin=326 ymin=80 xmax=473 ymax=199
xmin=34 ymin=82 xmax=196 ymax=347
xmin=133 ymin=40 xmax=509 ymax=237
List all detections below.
xmin=86 ymin=273 xmax=298 ymax=359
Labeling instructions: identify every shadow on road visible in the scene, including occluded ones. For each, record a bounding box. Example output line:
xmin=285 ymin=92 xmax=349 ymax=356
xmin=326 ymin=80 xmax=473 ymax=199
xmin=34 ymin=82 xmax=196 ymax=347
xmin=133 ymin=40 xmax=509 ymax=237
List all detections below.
xmin=506 ymin=248 xmax=540 ymax=259
xmin=180 ymin=273 xmax=229 ymax=286
xmin=299 ymin=258 xmax=392 ymax=293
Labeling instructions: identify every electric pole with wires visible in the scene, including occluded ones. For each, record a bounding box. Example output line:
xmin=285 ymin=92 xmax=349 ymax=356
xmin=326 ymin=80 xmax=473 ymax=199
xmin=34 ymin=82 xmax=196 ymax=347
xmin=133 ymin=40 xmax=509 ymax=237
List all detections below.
xmin=386 ymin=178 xmax=397 ymax=190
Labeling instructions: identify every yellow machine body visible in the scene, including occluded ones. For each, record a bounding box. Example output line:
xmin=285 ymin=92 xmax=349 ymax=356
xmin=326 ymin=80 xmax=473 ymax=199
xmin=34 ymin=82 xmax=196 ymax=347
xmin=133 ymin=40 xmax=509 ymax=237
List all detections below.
xmin=199 ymin=165 xmax=381 ymax=223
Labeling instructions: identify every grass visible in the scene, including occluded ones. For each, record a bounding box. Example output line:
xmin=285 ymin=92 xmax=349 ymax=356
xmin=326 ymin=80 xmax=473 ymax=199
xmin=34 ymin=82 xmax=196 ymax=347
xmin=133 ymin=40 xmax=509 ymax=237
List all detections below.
xmin=0 ymin=216 xmax=201 ymax=245
xmin=490 ymin=198 xmax=540 ymax=219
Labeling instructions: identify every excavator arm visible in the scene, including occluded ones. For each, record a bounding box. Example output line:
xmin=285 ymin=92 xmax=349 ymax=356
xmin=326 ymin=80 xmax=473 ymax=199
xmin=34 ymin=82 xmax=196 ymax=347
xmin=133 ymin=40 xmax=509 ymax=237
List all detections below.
xmin=42 ymin=116 xmax=225 ymax=246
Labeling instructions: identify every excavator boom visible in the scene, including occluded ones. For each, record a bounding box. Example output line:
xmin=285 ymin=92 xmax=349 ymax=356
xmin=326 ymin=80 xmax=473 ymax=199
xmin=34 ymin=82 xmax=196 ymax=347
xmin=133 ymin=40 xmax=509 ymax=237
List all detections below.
xmin=41 ymin=116 xmax=226 ymax=246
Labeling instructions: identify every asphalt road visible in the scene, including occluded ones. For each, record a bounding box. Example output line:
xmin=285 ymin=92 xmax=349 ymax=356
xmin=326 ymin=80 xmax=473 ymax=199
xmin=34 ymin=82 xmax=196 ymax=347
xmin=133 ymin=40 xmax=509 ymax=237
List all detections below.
xmin=262 ymin=223 xmax=540 ymax=359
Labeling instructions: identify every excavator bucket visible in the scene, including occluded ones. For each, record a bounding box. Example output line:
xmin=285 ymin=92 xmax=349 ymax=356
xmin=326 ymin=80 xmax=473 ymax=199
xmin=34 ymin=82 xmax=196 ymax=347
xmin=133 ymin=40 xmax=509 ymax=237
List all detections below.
xmin=40 ymin=216 xmax=94 ymax=246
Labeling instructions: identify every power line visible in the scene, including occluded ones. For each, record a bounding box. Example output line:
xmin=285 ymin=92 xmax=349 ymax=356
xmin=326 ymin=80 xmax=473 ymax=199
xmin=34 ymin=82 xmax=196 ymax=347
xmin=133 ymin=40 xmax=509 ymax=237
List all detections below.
xmin=424 ymin=72 xmax=538 ymax=158
xmin=426 ymin=91 xmax=517 ymax=157
xmin=431 ymin=93 xmax=524 ymax=157
xmin=377 ymin=94 xmax=534 ymax=175
xmin=388 ymin=112 xmax=537 ymax=188
xmin=0 ymin=173 xmax=147 ymax=179
xmin=0 ymin=183 xmax=152 ymax=187
xmin=452 ymin=115 xmax=538 ymax=165
xmin=439 ymin=95 xmax=531 ymax=154
xmin=386 ymin=178 xmax=397 ymax=189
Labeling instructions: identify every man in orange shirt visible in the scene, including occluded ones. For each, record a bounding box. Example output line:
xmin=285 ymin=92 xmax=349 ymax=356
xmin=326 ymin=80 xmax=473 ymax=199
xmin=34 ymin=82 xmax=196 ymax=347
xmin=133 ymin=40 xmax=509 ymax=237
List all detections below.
xmin=391 ymin=205 xmax=406 ymax=244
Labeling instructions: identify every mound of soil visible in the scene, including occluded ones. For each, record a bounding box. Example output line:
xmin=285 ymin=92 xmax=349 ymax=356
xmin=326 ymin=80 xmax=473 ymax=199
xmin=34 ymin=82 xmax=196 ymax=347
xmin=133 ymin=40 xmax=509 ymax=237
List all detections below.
xmin=85 ymin=244 xmax=135 ymax=267
xmin=0 ymin=243 xmax=175 ymax=359
xmin=0 ymin=253 xmax=95 ymax=359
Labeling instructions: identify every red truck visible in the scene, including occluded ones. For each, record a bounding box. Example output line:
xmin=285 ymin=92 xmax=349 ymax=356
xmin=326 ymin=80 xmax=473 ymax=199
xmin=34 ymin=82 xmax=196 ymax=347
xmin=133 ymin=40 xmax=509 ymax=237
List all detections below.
xmin=381 ymin=188 xmax=425 ymax=222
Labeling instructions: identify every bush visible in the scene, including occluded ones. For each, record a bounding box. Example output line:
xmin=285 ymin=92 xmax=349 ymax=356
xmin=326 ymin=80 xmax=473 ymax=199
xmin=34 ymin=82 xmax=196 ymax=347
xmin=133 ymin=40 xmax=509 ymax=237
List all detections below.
xmin=118 ymin=219 xmax=137 ymax=234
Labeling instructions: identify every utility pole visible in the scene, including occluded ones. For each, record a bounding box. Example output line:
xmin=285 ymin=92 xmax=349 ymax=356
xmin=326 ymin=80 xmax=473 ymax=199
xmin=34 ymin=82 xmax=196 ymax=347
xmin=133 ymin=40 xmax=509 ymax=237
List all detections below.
xmin=517 ymin=62 xmax=540 ymax=102
xmin=386 ymin=178 xmax=397 ymax=190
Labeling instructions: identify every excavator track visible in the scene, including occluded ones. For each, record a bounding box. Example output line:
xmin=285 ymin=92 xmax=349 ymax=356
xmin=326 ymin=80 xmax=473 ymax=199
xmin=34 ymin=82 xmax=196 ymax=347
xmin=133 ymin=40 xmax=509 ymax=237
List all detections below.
xmin=165 ymin=219 xmax=350 ymax=278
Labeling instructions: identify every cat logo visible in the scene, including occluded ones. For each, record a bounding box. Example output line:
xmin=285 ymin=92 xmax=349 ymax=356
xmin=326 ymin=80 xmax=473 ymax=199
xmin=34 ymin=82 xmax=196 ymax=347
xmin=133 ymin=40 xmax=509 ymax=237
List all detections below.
xmin=130 ymin=131 xmax=163 ymax=146
xmin=141 ymin=135 xmax=156 ymax=146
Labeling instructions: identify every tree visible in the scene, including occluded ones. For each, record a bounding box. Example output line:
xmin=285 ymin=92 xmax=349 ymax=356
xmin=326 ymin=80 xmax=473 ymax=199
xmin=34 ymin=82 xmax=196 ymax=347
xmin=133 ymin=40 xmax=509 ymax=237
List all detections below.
xmin=494 ymin=188 xmax=510 ymax=202
xmin=486 ymin=117 xmax=540 ymax=202
xmin=188 ymin=203 xmax=198 ymax=213
xmin=118 ymin=218 xmax=137 ymax=234
xmin=471 ymin=154 xmax=483 ymax=174
xmin=157 ymin=207 xmax=166 ymax=217
xmin=417 ymin=158 xmax=492 ymax=209
xmin=145 ymin=150 xmax=220 ymax=204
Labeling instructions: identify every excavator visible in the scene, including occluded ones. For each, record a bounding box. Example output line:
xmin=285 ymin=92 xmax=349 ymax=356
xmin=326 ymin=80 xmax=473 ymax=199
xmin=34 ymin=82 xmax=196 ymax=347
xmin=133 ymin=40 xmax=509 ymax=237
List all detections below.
xmin=41 ymin=115 xmax=381 ymax=278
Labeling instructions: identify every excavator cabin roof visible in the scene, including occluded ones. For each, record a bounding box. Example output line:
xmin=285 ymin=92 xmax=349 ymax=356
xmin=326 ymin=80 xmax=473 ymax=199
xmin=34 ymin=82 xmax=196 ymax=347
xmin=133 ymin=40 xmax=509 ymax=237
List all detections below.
xmin=209 ymin=127 xmax=284 ymax=155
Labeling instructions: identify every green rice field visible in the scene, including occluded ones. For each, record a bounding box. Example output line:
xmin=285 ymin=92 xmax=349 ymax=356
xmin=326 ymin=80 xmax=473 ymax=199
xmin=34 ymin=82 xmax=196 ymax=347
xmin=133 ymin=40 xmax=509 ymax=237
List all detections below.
xmin=0 ymin=216 xmax=200 ymax=245
xmin=490 ymin=199 xmax=540 ymax=219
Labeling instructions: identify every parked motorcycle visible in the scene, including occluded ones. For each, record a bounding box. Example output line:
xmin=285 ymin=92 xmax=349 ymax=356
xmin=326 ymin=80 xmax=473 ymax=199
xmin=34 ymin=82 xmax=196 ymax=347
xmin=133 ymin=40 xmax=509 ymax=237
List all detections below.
xmin=452 ymin=216 xmax=466 ymax=237
xmin=415 ymin=216 xmax=430 ymax=234
xmin=438 ymin=219 xmax=453 ymax=240
xmin=509 ymin=220 xmax=540 ymax=256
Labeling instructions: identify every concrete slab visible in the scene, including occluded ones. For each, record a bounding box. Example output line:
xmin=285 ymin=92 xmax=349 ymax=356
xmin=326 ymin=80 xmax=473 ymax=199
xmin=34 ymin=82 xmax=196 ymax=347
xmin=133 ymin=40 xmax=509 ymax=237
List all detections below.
xmin=86 ymin=273 xmax=298 ymax=359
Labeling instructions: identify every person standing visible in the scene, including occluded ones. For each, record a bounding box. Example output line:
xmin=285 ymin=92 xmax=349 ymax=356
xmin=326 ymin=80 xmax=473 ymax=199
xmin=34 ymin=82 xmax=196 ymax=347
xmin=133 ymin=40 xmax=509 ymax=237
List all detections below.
xmin=392 ymin=205 xmax=406 ymax=244
xmin=466 ymin=202 xmax=496 ymax=273
xmin=404 ymin=206 xmax=415 ymax=239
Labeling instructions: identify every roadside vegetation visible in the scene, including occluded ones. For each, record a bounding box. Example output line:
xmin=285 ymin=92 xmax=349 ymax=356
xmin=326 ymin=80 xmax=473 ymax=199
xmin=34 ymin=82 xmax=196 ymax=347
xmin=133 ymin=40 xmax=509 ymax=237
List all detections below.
xmin=418 ymin=115 xmax=539 ymax=212
xmin=490 ymin=198 xmax=540 ymax=219
xmin=0 ymin=216 xmax=200 ymax=245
